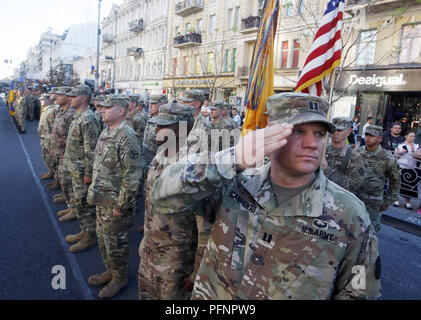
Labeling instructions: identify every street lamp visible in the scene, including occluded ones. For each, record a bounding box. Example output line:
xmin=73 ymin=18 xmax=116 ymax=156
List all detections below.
xmin=95 ymin=0 xmax=102 ymax=92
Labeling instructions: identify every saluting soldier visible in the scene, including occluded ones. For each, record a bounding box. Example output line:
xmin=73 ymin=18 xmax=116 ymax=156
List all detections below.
xmin=151 ymin=92 xmax=381 ymax=300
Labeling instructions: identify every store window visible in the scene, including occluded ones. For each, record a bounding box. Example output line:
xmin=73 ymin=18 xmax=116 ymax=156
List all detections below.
xmin=356 ymin=29 xmax=377 ymax=66
xmin=399 ymin=24 xmax=421 ymax=63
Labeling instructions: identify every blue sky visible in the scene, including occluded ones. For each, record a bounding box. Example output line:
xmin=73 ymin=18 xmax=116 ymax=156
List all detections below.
xmin=0 ymin=0 xmax=122 ymax=79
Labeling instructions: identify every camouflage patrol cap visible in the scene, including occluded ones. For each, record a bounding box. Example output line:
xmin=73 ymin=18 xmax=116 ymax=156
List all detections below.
xmin=55 ymin=86 xmax=72 ymax=95
xmin=149 ymin=94 xmax=168 ymax=104
xmin=222 ymin=103 xmax=232 ymax=110
xmin=210 ymin=101 xmax=224 ymax=110
xmin=39 ymin=93 xmax=50 ymax=100
xmin=365 ymin=125 xmax=383 ymax=137
xmin=50 ymin=87 xmax=59 ymax=94
xmin=66 ymin=85 xmax=92 ymax=100
xmin=181 ymin=89 xmax=206 ymax=103
xmin=128 ymin=94 xmax=140 ymax=103
xmin=94 ymin=95 xmax=106 ymax=101
xmin=332 ymin=116 xmax=353 ymax=130
xmin=148 ymin=103 xmax=195 ymax=126
xmin=267 ymin=92 xmax=335 ymax=134
xmin=99 ymin=97 xmax=129 ymax=109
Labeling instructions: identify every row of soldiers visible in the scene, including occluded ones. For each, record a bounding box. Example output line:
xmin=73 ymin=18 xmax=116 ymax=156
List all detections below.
xmin=36 ymin=86 xmax=241 ymax=299
xmin=36 ymin=84 xmax=389 ymax=299
xmin=13 ymin=88 xmax=40 ymax=133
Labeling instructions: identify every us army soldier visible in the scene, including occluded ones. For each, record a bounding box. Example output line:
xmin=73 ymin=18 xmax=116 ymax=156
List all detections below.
xmin=138 ymin=103 xmax=200 ymax=300
xmin=38 ymin=93 xmax=56 ymax=180
xmin=141 ymin=94 xmax=168 ymax=177
xmin=355 ymin=125 xmax=400 ymax=232
xmin=151 ymin=92 xmax=381 ymax=300
xmin=63 ymin=85 xmax=101 ymax=253
xmin=323 ymin=117 xmax=365 ymax=193
xmin=126 ymin=94 xmax=148 ymax=144
xmin=87 ymin=97 xmax=142 ymax=299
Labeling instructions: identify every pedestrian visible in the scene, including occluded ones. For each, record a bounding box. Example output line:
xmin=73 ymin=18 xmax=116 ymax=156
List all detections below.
xmin=394 ymin=130 xmax=420 ymax=210
xmin=414 ymin=118 xmax=421 ymax=144
xmin=323 ymin=116 xmax=365 ymax=193
xmin=232 ymin=107 xmax=242 ymax=128
xmin=381 ymin=122 xmax=404 ymax=152
xmin=87 ymin=96 xmax=142 ymax=299
xmin=151 ymin=92 xmax=381 ymax=300
xmin=63 ymin=85 xmax=101 ymax=253
xmin=360 ymin=116 xmax=374 ymax=146
xmin=355 ymin=125 xmax=401 ymax=232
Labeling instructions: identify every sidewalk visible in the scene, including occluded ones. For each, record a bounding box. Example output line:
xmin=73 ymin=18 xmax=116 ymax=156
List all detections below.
xmin=382 ymin=197 xmax=421 ymax=236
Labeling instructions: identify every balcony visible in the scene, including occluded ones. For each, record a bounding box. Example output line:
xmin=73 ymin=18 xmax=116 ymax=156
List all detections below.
xmin=345 ymin=0 xmax=413 ymax=14
xmin=104 ymin=56 xmax=114 ymax=63
xmin=128 ymin=19 xmax=145 ymax=32
xmin=102 ymin=33 xmax=114 ymax=43
xmin=237 ymin=66 xmax=249 ymax=79
xmin=175 ymin=0 xmax=204 ymax=17
xmin=240 ymin=16 xmax=260 ymax=34
xmin=127 ymin=47 xmax=144 ymax=58
xmin=173 ymin=33 xmax=202 ymax=48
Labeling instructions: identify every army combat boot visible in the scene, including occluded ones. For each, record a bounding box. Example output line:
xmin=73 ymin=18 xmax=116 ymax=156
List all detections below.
xmin=40 ymin=170 xmax=54 ymax=180
xmin=58 ymin=209 xmax=77 ymax=222
xmin=88 ymin=269 xmax=112 ymax=286
xmin=69 ymin=232 xmax=97 ymax=253
xmin=65 ymin=230 xmax=85 ymax=244
xmin=53 ymin=193 xmax=66 ymax=204
xmin=98 ymin=274 xmax=128 ymax=299
xmin=46 ymin=180 xmax=60 ymax=191
xmin=57 ymin=207 xmax=72 ymax=217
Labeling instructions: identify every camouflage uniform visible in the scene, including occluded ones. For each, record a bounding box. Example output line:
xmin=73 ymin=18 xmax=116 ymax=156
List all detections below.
xmin=87 ymin=97 xmax=142 ymax=280
xmin=51 ymin=87 xmax=75 ymax=208
xmin=355 ymin=125 xmax=401 ymax=233
xmin=26 ymin=93 xmax=36 ymax=121
xmin=93 ymin=95 xmax=106 ymax=132
xmin=324 ymin=117 xmax=365 ymax=194
xmin=38 ymin=94 xmax=58 ymax=171
xmin=141 ymin=94 xmax=168 ymax=177
xmin=64 ymin=86 xmax=101 ymax=234
xmin=126 ymin=95 xmax=148 ymax=144
xmin=223 ymin=103 xmax=239 ymax=129
xmin=138 ymin=103 xmax=212 ymax=300
xmin=151 ymin=92 xmax=381 ymax=300
xmin=17 ymin=95 xmax=27 ymax=132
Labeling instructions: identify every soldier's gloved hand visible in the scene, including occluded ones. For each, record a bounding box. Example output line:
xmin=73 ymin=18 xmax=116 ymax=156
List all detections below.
xmin=183 ymin=276 xmax=194 ymax=292
xmin=235 ymin=121 xmax=293 ymax=171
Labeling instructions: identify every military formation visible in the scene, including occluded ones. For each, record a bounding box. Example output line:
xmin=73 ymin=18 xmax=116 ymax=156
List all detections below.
xmin=17 ymin=83 xmax=402 ymax=300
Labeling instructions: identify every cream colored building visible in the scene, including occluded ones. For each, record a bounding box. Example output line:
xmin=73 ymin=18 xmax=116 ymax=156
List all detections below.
xmin=100 ymin=0 xmax=168 ymax=97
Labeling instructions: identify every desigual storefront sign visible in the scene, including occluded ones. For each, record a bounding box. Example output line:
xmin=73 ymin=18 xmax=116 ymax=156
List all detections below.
xmin=336 ymin=68 xmax=421 ymax=92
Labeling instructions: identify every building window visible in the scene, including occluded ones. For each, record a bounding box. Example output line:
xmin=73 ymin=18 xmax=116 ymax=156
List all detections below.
xmin=207 ymin=52 xmax=214 ymax=73
xmin=281 ymin=41 xmax=288 ymax=68
xmin=183 ymin=56 xmax=188 ymax=75
xmin=224 ymin=50 xmax=229 ymax=72
xmin=196 ymin=19 xmax=202 ymax=34
xmin=231 ymin=48 xmax=237 ymax=72
xmin=298 ymin=0 xmax=305 ymax=15
xmin=356 ymin=29 xmax=377 ymax=66
xmin=175 ymin=26 xmax=180 ymax=36
xmin=227 ymin=8 xmax=233 ymax=30
xmin=185 ymin=22 xmax=191 ymax=34
xmin=292 ymin=39 xmax=300 ymax=68
xmin=194 ymin=54 xmax=200 ymax=74
xmin=234 ymin=7 xmax=240 ymax=30
xmin=209 ymin=14 xmax=216 ymax=35
xmin=283 ymin=1 xmax=293 ymax=17
xmin=173 ymin=58 xmax=177 ymax=75
xmin=399 ymin=24 xmax=421 ymax=63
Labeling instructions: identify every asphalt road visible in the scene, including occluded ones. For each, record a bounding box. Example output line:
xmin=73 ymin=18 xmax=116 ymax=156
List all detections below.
xmin=0 ymin=102 xmax=420 ymax=300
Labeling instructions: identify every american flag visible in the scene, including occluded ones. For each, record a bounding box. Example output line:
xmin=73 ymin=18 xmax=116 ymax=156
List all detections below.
xmin=294 ymin=0 xmax=345 ymax=96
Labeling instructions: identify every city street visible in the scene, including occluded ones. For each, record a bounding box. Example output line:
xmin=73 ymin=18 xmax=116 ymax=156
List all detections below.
xmin=1 ymin=103 xmax=421 ymax=300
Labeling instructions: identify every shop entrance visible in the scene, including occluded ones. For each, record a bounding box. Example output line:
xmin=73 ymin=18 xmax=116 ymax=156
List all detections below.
xmin=383 ymin=92 xmax=421 ymax=133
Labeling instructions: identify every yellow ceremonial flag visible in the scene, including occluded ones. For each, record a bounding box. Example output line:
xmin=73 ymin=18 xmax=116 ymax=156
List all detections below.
xmin=242 ymin=0 xmax=279 ymax=136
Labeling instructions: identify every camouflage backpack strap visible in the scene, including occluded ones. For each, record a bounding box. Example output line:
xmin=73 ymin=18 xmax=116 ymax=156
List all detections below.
xmin=338 ymin=145 xmax=352 ymax=174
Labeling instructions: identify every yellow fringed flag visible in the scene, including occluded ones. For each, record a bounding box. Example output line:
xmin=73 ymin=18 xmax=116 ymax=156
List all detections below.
xmin=242 ymin=0 xmax=279 ymax=136
xmin=8 ymin=80 xmax=15 ymax=116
